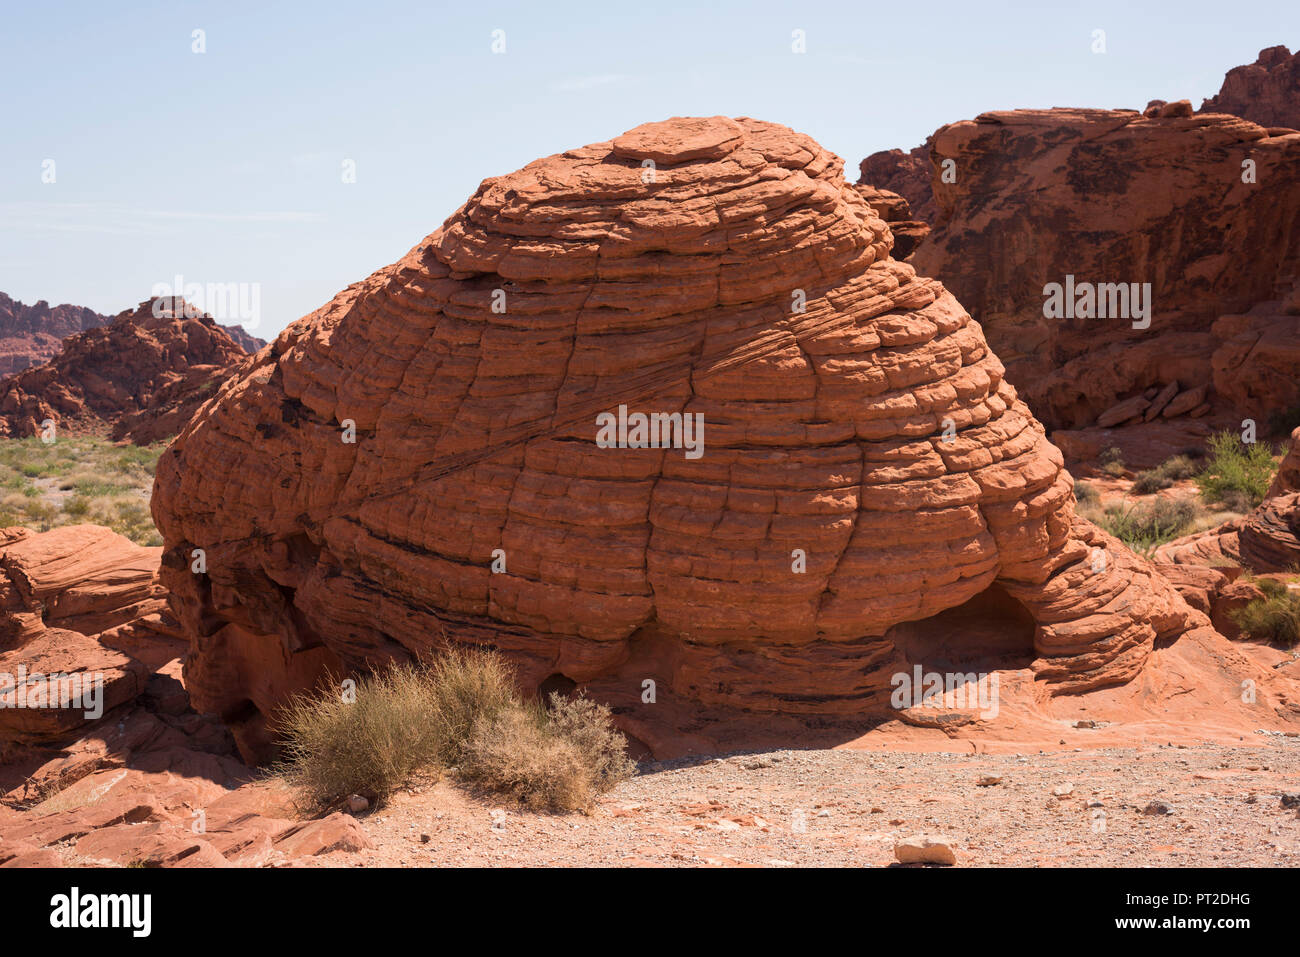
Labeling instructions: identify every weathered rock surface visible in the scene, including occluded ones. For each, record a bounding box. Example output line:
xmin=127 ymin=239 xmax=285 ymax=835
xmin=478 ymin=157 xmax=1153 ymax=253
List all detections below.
xmin=0 ymin=297 xmax=252 ymax=445
xmin=853 ymin=185 xmax=930 ymax=259
xmin=894 ymin=834 xmax=956 ymax=865
xmin=1200 ymin=46 xmax=1300 ymax=132
xmin=1268 ymin=428 xmax=1300 ymax=498
xmin=0 ymin=524 xmax=374 ymax=867
xmin=0 ymin=525 xmax=182 ymax=743
xmin=151 ymin=116 xmax=1209 ymax=762
xmin=907 ymin=108 xmax=1300 ymax=431
xmin=0 ymin=293 xmax=110 ymax=378
xmin=858 ymin=144 xmax=936 ymax=224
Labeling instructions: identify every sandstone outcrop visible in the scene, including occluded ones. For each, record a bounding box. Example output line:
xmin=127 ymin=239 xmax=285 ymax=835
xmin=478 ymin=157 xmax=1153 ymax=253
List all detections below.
xmin=0 ymin=297 xmax=252 ymax=445
xmin=906 ymin=109 xmax=1300 ymax=431
xmin=1200 ymin=46 xmax=1300 ymax=132
xmin=853 ymin=185 xmax=930 ymax=258
xmin=0 ymin=293 xmax=110 ymax=378
xmin=149 ymin=116 xmax=1211 ymax=762
xmin=858 ymin=144 xmax=936 ymax=224
xmin=0 ymin=524 xmax=182 ymax=743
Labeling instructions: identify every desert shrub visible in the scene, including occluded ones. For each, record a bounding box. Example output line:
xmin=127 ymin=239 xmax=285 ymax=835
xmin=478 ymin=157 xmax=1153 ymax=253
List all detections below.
xmin=1131 ymin=470 xmax=1170 ymax=495
xmin=1099 ymin=445 xmax=1126 ymax=477
xmin=1132 ymin=454 xmax=1200 ymax=494
xmin=424 ymin=646 xmax=518 ymax=765
xmin=1231 ymin=579 xmax=1300 ymax=647
xmin=274 ymin=652 xmax=636 ymax=813
xmin=1195 ymin=431 xmax=1277 ymax=510
xmin=1097 ymin=498 xmax=1199 ymax=554
xmin=1074 ymin=480 xmax=1098 ymax=505
xmin=461 ymin=694 xmax=635 ymax=812
xmin=272 ymin=663 xmax=445 ymax=811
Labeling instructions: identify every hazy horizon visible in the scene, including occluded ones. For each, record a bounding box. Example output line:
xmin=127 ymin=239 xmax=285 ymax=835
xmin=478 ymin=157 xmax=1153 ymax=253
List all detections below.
xmin=2 ymin=0 xmax=1296 ymax=337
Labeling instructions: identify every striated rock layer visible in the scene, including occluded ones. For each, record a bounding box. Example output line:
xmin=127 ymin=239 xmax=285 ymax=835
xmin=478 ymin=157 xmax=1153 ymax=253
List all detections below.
xmin=151 ymin=116 xmax=1206 ymax=761
xmin=0 ymin=297 xmax=252 ymax=445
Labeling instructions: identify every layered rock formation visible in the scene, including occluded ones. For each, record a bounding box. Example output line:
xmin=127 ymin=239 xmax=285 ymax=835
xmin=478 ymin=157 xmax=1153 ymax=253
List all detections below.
xmin=150 ymin=116 xmax=1210 ymax=761
xmin=0 ymin=297 xmax=252 ymax=445
xmin=907 ymin=109 xmax=1300 ymax=432
xmin=218 ymin=323 xmax=267 ymax=355
xmin=1200 ymin=45 xmax=1300 ymax=131
xmin=853 ymin=47 xmax=1300 ymax=440
xmin=0 ymin=293 xmax=110 ymax=378
xmin=0 ymin=524 xmax=182 ymax=743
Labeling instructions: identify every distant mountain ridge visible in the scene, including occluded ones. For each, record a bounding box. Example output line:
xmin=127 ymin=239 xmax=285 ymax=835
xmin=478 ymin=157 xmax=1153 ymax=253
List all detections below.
xmin=0 ymin=292 xmax=265 ymax=379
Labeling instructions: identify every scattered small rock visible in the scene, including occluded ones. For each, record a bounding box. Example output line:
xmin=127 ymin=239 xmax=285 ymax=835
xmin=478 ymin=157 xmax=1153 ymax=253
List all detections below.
xmin=894 ymin=836 xmax=957 ymax=866
xmin=977 ymin=775 xmax=1003 ymax=787
xmin=346 ymin=794 xmax=369 ymax=814
xmin=1052 ymin=784 xmax=1074 ymax=798
xmin=1142 ymin=801 xmax=1172 ymax=816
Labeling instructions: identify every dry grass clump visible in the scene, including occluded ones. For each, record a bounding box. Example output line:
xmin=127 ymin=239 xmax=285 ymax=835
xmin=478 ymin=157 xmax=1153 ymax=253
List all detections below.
xmin=1084 ymin=497 xmax=1202 ymax=556
xmin=462 ymin=694 xmax=636 ymax=811
xmin=1132 ymin=454 xmax=1200 ymax=495
xmin=272 ymin=650 xmax=635 ymax=813
xmin=272 ymin=664 xmax=445 ymax=812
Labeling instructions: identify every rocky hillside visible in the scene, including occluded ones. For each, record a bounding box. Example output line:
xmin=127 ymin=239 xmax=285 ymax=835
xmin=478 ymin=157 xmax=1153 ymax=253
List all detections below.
xmin=1200 ymin=45 xmax=1300 ymax=131
xmin=0 ymin=294 xmax=110 ymax=377
xmin=0 ymin=297 xmax=252 ymax=445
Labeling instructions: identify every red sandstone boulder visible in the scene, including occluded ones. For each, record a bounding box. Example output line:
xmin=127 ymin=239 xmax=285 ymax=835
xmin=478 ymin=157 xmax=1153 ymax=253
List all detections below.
xmin=0 ymin=297 xmax=252 ymax=445
xmin=150 ymin=116 xmax=1206 ymax=762
xmin=0 ymin=525 xmax=183 ymax=744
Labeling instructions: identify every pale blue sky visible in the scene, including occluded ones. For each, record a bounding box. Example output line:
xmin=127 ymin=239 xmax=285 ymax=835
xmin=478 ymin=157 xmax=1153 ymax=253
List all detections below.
xmin=2 ymin=0 xmax=1295 ymax=336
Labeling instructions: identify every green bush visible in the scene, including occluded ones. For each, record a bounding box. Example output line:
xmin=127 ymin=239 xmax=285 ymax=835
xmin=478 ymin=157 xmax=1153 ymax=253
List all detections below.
xmin=1074 ymin=480 xmax=1099 ymax=505
xmin=1231 ymin=579 xmax=1300 ymax=647
xmin=1195 ymin=432 xmax=1277 ymax=510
